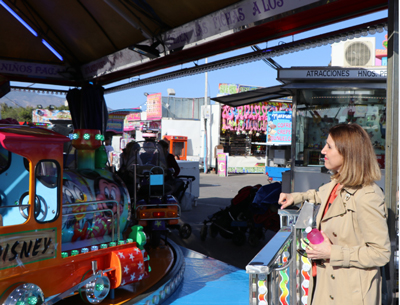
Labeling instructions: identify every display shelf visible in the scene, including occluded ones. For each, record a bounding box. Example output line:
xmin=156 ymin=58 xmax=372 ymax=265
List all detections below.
xmin=251 ymin=142 xmax=268 ymax=145
xmin=220 ymin=133 xmax=251 ymax=156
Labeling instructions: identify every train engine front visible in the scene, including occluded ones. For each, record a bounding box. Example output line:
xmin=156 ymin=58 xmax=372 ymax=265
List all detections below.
xmin=0 ymin=125 xmax=149 ymax=305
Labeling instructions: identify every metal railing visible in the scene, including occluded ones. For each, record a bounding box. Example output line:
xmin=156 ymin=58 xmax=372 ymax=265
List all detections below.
xmin=63 ymin=200 xmax=120 ymax=242
xmin=246 ymin=202 xmax=314 ymax=305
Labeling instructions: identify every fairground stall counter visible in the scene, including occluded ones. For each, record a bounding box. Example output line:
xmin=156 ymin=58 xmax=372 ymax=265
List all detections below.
xmin=276 ymin=66 xmax=387 ymax=192
xmin=212 ymin=85 xmax=293 ymax=179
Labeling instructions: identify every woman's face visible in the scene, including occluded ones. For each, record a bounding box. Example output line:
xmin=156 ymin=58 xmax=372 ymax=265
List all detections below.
xmin=321 ymin=135 xmax=344 ymax=172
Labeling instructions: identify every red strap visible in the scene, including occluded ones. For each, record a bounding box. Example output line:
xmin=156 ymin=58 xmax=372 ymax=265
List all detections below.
xmin=322 ymin=183 xmax=340 ymax=219
xmin=312 ymin=261 xmax=317 ymax=277
xmin=312 ymin=184 xmax=340 ymax=277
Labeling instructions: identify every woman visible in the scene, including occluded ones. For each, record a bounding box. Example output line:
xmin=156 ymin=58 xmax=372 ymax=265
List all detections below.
xmin=278 ymin=123 xmax=390 ymax=305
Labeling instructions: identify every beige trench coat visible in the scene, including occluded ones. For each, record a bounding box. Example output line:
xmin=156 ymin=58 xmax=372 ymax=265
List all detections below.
xmin=292 ymin=180 xmax=391 ymax=305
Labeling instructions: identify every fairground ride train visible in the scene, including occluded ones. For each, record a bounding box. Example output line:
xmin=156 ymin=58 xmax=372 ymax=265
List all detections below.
xmin=0 ymin=125 xmax=184 ymax=305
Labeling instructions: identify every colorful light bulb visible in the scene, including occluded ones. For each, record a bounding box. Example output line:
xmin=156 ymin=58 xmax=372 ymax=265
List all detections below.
xmin=27 ymin=296 xmax=38 ymax=305
xmin=95 ymin=284 xmax=104 ymax=292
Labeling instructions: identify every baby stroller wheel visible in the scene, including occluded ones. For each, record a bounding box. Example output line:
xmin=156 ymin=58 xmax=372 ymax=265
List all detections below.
xmin=232 ymin=230 xmax=246 ymax=246
xmin=200 ymin=224 xmax=208 ymax=241
xmin=210 ymin=223 xmax=218 ymax=238
xmin=179 ymin=223 xmax=192 ymax=239
xmin=248 ymin=232 xmax=259 ymax=247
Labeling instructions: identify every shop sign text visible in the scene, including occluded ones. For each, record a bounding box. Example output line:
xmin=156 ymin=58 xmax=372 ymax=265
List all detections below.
xmin=305 ymin=69 xmax=387 ymax=78
xmin=163 ymin=0 xmax=318 ymax=51
xmin=280 ymin=68 xmax=387 ymax=79
xmin=0 ymin=60 xmax=65 ymax=78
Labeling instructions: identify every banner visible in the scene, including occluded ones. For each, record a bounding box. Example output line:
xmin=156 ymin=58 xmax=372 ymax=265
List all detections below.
xmin=218 ymin=83 xmax=262 ymax=95
xmin=124 ymin=113 xmax=141 ymax=131
xmin=106 ymin=114 xmax=124 ymax=133
xmin=228 ymin=166 xmax=265 ymax=174
xmin=146 ymin=93 xmax=162 ymax=121
xmin=217 ymin=153 xmax=228 ymax=177
xmin=267 ymin=111 xmax=292 ymax=145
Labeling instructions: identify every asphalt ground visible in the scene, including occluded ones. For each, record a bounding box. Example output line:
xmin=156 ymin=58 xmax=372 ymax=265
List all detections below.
xmin=167 ymin=172 xmax=278 ymax=270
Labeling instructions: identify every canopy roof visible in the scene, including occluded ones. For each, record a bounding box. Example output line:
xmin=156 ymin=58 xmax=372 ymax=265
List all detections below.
xmin=211 ymin=86 xmax=291 ymax=107
xmin=0 ymin=0 xmax=387 ymax=88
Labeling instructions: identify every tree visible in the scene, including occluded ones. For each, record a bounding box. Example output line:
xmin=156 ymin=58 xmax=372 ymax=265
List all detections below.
xmin=56 ymin=105 xmax=69 ymax=110
xmin=0 ymin=103 xmax=34 ymax=122
xmin=0 ymin=104 xmax=70 ymax=123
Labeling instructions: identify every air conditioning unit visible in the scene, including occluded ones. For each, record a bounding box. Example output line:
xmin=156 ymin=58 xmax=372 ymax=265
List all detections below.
xmin=331 ymin=37 xmax=376 ymax=67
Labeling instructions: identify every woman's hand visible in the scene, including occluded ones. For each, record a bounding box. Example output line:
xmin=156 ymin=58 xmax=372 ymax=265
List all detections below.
xmin=305 ymin=231 xmax=332 ymax=260
xmin=278 ymin=193 xmax=294 ymax=209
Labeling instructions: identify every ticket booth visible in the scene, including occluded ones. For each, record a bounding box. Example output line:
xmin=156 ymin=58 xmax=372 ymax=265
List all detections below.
xmin=277 ymin=66 xmax=387 ymax=192
xmin=163 ymin=135 xmax=188 ymax=160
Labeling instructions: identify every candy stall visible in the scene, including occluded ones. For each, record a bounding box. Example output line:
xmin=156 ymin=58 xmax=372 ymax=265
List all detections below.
xmin=219 ymin=100 xmax=292 ymax=175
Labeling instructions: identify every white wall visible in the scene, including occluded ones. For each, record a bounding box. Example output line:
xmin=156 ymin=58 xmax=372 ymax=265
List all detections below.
xmin=200 ymin=103 xmax=221 ymax=168
xmin=161 ymin=118 xmax=202 ymax=156
xmin=135 ymin=129 xmax=145 ymax=141
xmin=111 ymin=135 xmax=122 ymax=153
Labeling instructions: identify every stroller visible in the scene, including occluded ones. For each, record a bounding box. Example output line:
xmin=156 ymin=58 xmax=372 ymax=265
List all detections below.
xmin=200 ymin=182 xmax=281 ymax=246
xmin=117 ymin=140 xmax=194 ymax=247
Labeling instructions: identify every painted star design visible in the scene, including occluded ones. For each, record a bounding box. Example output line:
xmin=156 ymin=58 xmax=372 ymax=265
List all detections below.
xmin=121 ymin=280 xmax=126 ymax=286
xmin=118 ymin=252 xmax=125 ymax=259
xmin=134 ymin=248 xmax=140 ymax=254
xmin=155 ymin=220 xmax=162 ymax=227
xmin=138 ymin=274 xmax=144 ymax=280
xmin=130 ymin=273 xmax=136 ymax=281
xmin=124 ymin=265 xmax=130 ymax=274
xmin=129 ymin=253 xmax=135 ymax=261
xmin=138 ymin=261 xmax=143 ymax=269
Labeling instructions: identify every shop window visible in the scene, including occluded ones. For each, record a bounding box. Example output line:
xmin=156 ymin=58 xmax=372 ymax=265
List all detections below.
xmin=295 ymin=89 xmax=386 ymax=168
xmin=35 ymin=160 xmax=60 ymax=223
xmin=0 ymin=150 xmax=30 ymax=226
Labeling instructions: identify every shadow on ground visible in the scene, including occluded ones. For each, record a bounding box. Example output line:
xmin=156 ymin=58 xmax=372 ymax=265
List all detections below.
xmin=167 ymin=173 xmax=278 ymax=269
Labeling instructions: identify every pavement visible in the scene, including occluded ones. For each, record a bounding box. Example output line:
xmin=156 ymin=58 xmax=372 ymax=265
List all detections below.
xmin=167 ymin=172 xmax=278 ymax=270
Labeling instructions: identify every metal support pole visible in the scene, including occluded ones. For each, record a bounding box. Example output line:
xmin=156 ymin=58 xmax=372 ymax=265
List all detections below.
xmin=385 ymin=1 xmax=399 ymax=304
xmin=290 ymin=92 xmax=298 ymax=193
xmin=204 ymin=58 xmax=208 ymax=173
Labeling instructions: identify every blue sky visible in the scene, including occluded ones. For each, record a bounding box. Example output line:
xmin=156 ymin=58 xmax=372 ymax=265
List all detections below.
xmin=12 ymin=10 xmax=388 ymax=110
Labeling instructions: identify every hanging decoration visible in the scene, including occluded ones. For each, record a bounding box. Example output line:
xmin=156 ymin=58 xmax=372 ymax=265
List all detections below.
xmin=221 ymin=102 xmax=292 ymax=133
